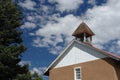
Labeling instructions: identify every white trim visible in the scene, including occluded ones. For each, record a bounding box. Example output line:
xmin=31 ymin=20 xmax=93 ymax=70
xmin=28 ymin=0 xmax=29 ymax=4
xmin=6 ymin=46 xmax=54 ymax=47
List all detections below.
xmin=44 ymin=39 xmax=75 ymax=74
xmin=74 ymin=67 xmax=82 ymax=80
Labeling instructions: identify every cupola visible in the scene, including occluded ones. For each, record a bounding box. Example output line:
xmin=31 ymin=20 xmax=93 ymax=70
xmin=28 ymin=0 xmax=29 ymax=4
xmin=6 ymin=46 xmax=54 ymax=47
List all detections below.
xmin=72 ymin=22 xmax=95 ymax=44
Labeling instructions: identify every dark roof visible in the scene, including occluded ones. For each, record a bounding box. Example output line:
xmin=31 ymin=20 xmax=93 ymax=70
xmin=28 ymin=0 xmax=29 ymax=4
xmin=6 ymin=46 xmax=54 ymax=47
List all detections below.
xmin=72 ymin=22 xmax=95 ymax=37
xmin=82 ymin=42 xmax=120 ymax=61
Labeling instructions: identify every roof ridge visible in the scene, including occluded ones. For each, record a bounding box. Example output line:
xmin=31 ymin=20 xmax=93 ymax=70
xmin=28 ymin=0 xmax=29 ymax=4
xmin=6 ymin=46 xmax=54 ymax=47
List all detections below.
xmin=75 ymin=40 xmax=120 ymax=60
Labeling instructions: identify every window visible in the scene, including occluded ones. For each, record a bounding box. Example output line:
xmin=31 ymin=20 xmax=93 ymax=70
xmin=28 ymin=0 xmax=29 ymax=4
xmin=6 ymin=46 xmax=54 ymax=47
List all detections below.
xmin=74 ymin=67 xmax=81 ymax=80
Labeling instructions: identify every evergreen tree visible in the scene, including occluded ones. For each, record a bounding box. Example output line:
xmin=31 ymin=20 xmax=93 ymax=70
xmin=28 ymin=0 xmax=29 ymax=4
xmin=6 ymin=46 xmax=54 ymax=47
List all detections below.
xmin=15 ymin=71 xmax=43 ymax=80
xmin=0 ymin=0 xmax=29 ymax=79
xmin=32 ymin=72 xmax=43 ymax=80
xmin=15 ymin=64 xmax=32 ymax=80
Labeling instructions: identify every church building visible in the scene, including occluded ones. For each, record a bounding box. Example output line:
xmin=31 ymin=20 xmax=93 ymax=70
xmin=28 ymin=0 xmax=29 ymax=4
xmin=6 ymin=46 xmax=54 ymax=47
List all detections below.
xmin=44 ymin=22 xmax=120 ymax=80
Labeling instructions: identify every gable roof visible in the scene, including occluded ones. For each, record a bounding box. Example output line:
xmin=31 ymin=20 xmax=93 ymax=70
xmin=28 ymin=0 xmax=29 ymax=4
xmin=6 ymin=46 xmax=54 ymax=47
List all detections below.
xmin=44 ymin=39 xmax=120 ymax=75
xmin=72 ymin=22 xmax=95 ymax=37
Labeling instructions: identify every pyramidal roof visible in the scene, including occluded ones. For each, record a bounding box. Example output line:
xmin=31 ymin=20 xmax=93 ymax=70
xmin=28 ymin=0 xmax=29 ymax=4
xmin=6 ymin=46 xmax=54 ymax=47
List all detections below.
xmin=72 ymin=22 xmax=95 ymax=36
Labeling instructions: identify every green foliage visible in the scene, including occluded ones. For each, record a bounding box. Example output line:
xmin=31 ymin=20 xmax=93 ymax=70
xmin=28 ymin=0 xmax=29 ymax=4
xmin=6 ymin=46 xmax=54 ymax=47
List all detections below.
xmin=14 ymin=71 xmax=43 ymax=80
xmin=0 ymin=0 xmax=23 ymax=46
xmin=0 ymin=0 xmax=43 ymax=80
xmin=0 ymin=0 xmax=29 ymax=80
xmin=15 ymin=72 xmax=32 ymax=80
xmin=0 ymin=0 xmax=22 ymax=31
xmin=32 ymin=72 xmax=43 ymax=80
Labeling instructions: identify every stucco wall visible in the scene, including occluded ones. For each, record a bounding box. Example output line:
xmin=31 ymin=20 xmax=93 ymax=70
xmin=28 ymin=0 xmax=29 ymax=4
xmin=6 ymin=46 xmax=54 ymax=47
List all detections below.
xmin=50 ymin=58 xmax=120 ymax=80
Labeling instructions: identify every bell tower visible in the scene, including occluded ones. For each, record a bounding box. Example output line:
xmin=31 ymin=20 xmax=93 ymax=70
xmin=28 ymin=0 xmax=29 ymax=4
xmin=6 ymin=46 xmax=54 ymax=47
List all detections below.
xmin=72 ymin=22 xmax=95 ymax=44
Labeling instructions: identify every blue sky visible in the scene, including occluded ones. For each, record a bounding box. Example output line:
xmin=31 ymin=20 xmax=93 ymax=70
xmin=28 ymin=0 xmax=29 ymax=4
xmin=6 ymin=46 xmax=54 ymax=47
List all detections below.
xmin=14 ymin=0 xmax=120 ymax=79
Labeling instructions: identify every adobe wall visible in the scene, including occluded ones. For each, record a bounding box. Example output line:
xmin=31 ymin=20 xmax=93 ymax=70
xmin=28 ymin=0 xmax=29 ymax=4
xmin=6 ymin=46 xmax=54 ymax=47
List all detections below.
xmin=50 ymin=58 xmax=120 ymax=80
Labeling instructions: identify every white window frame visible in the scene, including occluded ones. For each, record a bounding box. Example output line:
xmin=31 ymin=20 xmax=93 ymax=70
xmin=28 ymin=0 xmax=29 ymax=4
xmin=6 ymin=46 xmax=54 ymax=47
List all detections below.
xmin=74 ymin=67 xmax=82 ymax=80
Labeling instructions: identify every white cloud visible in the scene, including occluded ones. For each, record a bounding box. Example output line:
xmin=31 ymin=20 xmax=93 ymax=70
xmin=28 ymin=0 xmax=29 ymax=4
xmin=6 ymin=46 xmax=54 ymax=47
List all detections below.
xmin=117 ymin=40 xmax=120 ymax=46
xmin=27 ymin=16 xmax=35 ymax=22
xmin=33 ymin=37 xmax=49 ymax=47
xmin=49 ymin=0 xmax=83 ymax=12
xmin=31 ymin=67 xmax=47 ymax=75
xmin=82 ymin=0 xmax=120 ymax=55
xmin=25 ymin=0 xmax=120 ymax=54
xmin=32 ymin=0 xmax=120 ymax=55
xmin=21 ymin=22 xmax=36 ymax=29
xmin=41 ymin=5 xmax=49 ymax=12
xmin=39 ymin=0 xmax=46 ymax=3
xmin=19 ymin=61 xmax=31 ymax=66
xmin=103 ymin=40 xmax=120 ymax=55
xmin=35 ymin=14 xmax=81 ymax=42
xmin=49 ymin=46 xmax=63 ymax=55
xmin=33 ymin=14 xmax=82 ymax=54
xmin=85 ymin=0 xmax=120 ymax=45
xmin=88 ymin=0 xmax=96 ymax=5
xmin=18 ymin=0 xmax=36 ymax=10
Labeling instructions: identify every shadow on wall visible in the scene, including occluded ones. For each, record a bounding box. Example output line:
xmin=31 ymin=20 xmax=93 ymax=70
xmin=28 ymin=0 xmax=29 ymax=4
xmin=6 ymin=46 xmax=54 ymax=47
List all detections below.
xmin=113 ymin=60 xmax=120 ymax=80
xmin=103 ymin=58 xmax=120 ymax=80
